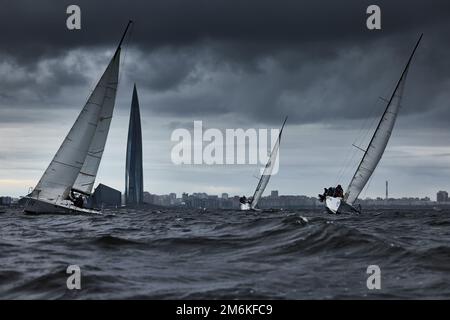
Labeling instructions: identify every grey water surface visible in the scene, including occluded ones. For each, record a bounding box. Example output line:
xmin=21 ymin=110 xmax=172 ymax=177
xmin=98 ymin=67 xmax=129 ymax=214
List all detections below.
xmin=1 ymin=207 xmax=449 ymax=299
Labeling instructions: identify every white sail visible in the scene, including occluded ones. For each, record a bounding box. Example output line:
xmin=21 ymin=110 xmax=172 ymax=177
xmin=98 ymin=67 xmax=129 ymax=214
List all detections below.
xmin=72 ymin=53 xmax=120 ymax=195
xmin=30 ymin=50 xmax=121 ymax=202
xmin=250 ymin=117 xmax=287 ymax=209
xmin=345 ymin=35 xmax=422 ymax=205
xmin=345 ymin=71 xmax=407 ymax=204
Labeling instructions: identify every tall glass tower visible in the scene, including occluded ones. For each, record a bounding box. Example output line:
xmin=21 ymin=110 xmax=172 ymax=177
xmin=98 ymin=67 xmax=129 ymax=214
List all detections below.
xmin=125 ymin=84 xmax=144 ymax=205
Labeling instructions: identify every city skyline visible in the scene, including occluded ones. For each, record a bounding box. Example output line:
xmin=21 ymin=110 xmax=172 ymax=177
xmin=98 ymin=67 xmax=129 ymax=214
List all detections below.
xmin=11 ymin=188 xmax=447 ymax=209
xmin=1 ymin=187 xmax=447 ymax=203
xmin=1 ymin=187 xmax=444 ymax=209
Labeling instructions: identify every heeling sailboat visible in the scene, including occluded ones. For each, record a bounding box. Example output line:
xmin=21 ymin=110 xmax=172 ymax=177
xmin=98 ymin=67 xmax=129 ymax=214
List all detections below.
xmin=324 ymin=34 xmax=422 ymax=214
xmin=240 ymin=117 xmax=287 ymax=211
xmin=24 ymin=21 xmax=133 ymax=214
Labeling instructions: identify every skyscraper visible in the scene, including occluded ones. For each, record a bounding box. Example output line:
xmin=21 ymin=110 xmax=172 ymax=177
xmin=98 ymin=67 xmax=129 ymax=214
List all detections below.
xmin=125 ymin=84 xmax=144 ymax=205
xmin=437 ymin=191 xmax=448 ymax=203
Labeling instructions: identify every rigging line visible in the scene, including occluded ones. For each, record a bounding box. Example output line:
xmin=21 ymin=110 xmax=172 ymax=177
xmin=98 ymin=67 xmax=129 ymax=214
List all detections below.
xmin=337 ymin=113 xmax=377 ymax=184
xmin=350 ymin=77 xmax=394 ymax=152
xmin=335 ymin=131 xmax=362 ymax=185
xmin=342 ymin=109 xmax=380 ymax=185
xmin=336 ymin=128 xmax=369 ymax=181
xmin=335 ymin=82 xmax=393 ymax=187
xmin=357 ymin=94 xmax=391 ymax=150
xmin=335 ymin=145 xmax=353 ymax=184
xmin=335 ymin=147 xmax=356 ymax=184
xmin=351 ymin=91 xmax=384 ymax=148
xmin=337 ymin=146 xmax=359 ymax=186
xmin=334 ymin=136 xmax=354 ymax=183
xmin=334 ymin=91 xmax=386 ymax=185
xmin=353 ymin=97 xmax=385 ymax=150
xmin=344 ymin=103 xmax=386 ymax=189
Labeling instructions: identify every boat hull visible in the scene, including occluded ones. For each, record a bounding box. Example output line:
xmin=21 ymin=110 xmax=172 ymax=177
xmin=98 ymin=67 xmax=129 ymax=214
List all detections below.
xmin=24 ymin=197 xmax=100 ymax=215
xmin=325 ymin=196 xmax=360 ymax=214
xmin=239 ymin=203 xmax=263 ymax=212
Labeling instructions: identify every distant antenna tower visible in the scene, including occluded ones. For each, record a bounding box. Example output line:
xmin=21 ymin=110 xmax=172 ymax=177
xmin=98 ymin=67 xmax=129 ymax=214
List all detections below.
xmin=385 ymin=180 xmax=389 ymax=200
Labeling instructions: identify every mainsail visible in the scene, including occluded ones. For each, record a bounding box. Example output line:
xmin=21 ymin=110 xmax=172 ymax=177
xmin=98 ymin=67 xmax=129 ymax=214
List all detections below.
xmin=250 ymin=117 xmax=287 ymax=209
xmin=31 ymin=22 xmax=132 ymax=202
xmin=72 ymin=53 xmax=120 ymax=195
xmin=344 ymin=34 xmax=422 ymax=204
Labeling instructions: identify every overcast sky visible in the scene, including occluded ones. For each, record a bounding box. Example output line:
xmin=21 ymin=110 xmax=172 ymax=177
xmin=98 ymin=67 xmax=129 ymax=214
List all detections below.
xmin=1 ymin=0 xmax=450 ymax=200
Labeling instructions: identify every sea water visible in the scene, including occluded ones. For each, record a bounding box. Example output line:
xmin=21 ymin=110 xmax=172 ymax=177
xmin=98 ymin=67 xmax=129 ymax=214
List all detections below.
xmin=1 ymin=207 xmax=450 ymax=299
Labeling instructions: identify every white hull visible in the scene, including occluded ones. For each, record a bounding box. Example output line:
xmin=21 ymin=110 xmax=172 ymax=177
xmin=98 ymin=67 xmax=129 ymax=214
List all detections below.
xmin=325 ymin=196 xmax=341 ymax=214
xmin=24 ymin=197 xmax=100 ymax=215
xmin=240 ymin=203 xmax=263 ymax=212
xmin=325 ymin=196 xmax=360 ymax=215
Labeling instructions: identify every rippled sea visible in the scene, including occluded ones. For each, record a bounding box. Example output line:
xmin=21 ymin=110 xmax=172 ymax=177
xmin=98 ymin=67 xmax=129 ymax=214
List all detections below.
xmin=1 ymin=207 xmax=450 ymax=299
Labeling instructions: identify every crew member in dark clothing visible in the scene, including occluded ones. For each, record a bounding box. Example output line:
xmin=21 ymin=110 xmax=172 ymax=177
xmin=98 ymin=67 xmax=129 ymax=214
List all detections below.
xmin=334 ymin=184 xmax=344 ymax=198
xmin=319 ymin=187 xmax=336 ymax=201
xmin=319 ymin=185 xmax=344 ymax=201
xmin=70 ymin=190 xmax=84 ymax=208
xmin=74 ymin=195 xmax=84 ymax=208
xmin=326 ymin=187 xmax=335 ymax=197
xmin=240 ymin=196 xmax=253 ymax=205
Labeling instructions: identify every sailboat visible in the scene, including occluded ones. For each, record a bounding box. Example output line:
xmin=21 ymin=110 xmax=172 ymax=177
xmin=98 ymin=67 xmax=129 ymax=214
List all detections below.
xmin=324 ymin=34 xmax=422 ymax=214
xmin=24 ymin=21 xmax=133 ymax=214
xmin=240 ymin=117 xmax=287 ymax=211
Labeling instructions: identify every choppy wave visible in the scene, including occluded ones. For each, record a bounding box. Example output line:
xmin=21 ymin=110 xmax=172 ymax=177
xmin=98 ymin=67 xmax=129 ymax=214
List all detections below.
xmin=1 ymin=207 xmax=450 ymax=299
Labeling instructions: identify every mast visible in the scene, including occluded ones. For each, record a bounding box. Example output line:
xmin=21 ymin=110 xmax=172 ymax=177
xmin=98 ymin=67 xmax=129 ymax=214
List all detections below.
xmin=114 ymin=20 xmax=133 ymax=57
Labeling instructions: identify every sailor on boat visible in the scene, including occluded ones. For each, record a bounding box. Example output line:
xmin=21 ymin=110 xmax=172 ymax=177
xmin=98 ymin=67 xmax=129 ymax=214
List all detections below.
xmin=69 ymin=190 xmax=84 ymax=208
xmin=319 ymin=185 xmax=344 ymax=202
xmin=239 ymin=196 xmax=253 ymax=211
xmin=335 ymin=185 xmax=344 ymax=198
xmin=239 ymin=196 xmax=252 ymax=205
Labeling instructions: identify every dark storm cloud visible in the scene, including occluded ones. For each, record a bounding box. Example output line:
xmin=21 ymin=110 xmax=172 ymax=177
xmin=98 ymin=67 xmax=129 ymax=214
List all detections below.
xmin=137 ymin=32 xmax=450 ymax=126
xmin=2 ymin=0 xmax=450 ymax=57
xmin=1 ymin=0 xmax=450 ymax=126
xmin=0 ymin=52 xmax=91 ymax=104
